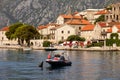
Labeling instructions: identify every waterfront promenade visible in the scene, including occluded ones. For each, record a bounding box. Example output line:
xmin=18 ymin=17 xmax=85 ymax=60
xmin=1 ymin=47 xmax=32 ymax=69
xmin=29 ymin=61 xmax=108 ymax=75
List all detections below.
xmin=0 ymin=45 xmax=119 ymax=51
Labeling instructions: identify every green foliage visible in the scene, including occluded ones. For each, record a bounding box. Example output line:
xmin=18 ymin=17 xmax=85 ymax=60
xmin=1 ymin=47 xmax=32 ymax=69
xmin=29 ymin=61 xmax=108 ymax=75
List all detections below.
xmin=95 ymin=15 xmax=105 ymax=24
xmin=58 ymin=41 xmax=64 ymax=44
xmin=105 ymin=5 xmax=112 ymax=10
xmin=5 ymin=22 xmax=40 ymax=46
xmin=84 ymin=17 xmax=88 ymax=20
xmin=67 ymin=35 xmax=85 ymax=41
xmin=110 ymin=33 xmax=118 ymax=39
xmin=106 ymin=33 xmax=120 ymax=46
xmin=106 ymin=39 xmax=120 ymax=46
xmin=87 ymin=42 xmax=104 ymax=47
xmin=15 ymin=24 xmax=40 ymax=46
xmin=5 ymin=22 xmax=23 ymax=40
xmin=43 ymin=41 xmax=51 ymax=47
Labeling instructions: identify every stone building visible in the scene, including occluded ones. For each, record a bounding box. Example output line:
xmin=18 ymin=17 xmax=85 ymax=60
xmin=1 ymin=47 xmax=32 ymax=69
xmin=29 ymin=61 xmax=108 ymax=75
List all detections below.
xmin=105 ymin=3 xmax=120 ymax=22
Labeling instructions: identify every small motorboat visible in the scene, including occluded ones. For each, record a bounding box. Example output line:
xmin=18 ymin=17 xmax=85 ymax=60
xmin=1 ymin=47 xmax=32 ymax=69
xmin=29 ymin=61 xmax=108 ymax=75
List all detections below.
xmin=44 ymin=47 xmax=57 ymax=51
xmin=46 ymin=52 xmax=72 ymax=67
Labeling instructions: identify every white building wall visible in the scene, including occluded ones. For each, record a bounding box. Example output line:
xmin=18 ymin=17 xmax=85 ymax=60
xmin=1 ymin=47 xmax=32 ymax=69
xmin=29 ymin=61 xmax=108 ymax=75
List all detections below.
xmin=112 ymin=25 xmax=118 ymax=33
xmin=106 ymin=33 xmax=111 ymax=39
xmin=56 ymin=16 xmax=64 ymax=24
xmin=55 ymin=25 xmax=75 ymax=42
xmin=0 ymin=31 xmax=18 ymax=45
xmin=81 ymin=31 xmax=93 ymax=41
xmin=81 ymin=24 xmax=102 ymax=41
xmin=39 ymin=28 xmax=48 ymax=35
xmin=76 ymin=9 xmax=103 ymax=23
xmin=93 ymin=24 xmax=102 ymax=39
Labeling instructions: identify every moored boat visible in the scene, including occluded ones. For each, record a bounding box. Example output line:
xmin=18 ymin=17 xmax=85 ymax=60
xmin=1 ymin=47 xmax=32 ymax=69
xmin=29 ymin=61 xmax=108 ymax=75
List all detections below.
xmin=23 ymin=47 xmax=32 ymax=51
xmin=44 ymin=47 xmax=57 ymax=51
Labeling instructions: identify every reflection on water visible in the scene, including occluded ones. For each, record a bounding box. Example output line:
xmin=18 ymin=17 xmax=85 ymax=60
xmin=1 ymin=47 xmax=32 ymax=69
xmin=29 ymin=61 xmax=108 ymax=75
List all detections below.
xmin=0 ymin=49 xmax=120 ymax=80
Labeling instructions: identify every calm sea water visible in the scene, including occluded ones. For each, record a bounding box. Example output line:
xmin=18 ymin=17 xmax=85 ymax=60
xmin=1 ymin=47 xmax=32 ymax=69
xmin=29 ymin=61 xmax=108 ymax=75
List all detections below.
xmin=0 ymin=49 xmax=120 ymax=80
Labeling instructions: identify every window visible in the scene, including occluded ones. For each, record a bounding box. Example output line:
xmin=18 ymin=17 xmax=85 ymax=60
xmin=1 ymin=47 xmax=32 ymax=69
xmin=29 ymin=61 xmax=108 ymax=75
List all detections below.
xmin=114 ymin=14 xmax=116 ymax=19
xmin=2 ymin=37 xmax=3 ymax=40
xmin=79 ymin=27 xmax=81 ymax=30
xmin=116 ymin=15 xmax=119 ymax=20
xmin=61 ymin=31 xmax=64 ymax=34
xmin=114 ymin=7 xmax=116 ymax=11
xmin=110 ymin=15 xmax=112 ymax=19
xmin=61 ymin=36 xmax=64 ymax=40
xmin=68 ymin=31 xmax=70 ymax=34
xmin=106 ymin=15 xmax=108 ymax=20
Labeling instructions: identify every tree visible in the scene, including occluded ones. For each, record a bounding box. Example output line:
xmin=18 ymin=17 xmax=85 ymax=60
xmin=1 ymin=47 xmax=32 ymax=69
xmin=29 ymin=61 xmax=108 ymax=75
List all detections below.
xmin=5 ymin=22 xmax=23 ymax=40
xmin=67 ymin=35 xmax=85 ymax=41
xmin=110 ymin=33 xmax=118 ymax=39
xmin=95 ymin=15 xmax=105 ymax=24
xmin=14 ymin=24 xmax=40 ymax=46
xmin=43 ymin=41 xmax=51 ymax=47
xmin=5 ymin=22 xmax=40 ymax=46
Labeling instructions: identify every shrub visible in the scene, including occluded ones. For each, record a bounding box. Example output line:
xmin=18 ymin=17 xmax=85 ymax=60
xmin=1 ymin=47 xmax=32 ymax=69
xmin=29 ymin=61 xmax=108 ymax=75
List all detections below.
xmin=43 ymin=41 xmax=51 ymax=47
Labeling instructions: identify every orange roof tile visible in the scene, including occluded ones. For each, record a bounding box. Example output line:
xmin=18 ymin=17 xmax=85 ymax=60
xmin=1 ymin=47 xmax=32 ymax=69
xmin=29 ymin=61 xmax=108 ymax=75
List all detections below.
xmin=66 ymin=19 xmax=90 ymax=25
xmin=81 ymin=19 xmax=90 ymax=25
xmin=95 ymin=9 xmax=110 ymax=15
xmin=61 ymin=14 xmax=73 ymax=18
xmin=73 ymin=15 xmax=82 ymax=19
xmin=107 ymin=28 xmax=112 ymax=33
xmin=47 ymin=23 xmax=60 ymax=27
xmin=0 ymin=26 xmax=9 ymax=31
xmin=107 ymin=25 xmax=120 ymax=33
xmin=66 ymin=19 xmax=81 ymax=25
xmin=81 ymin=24 xmax=94 ymax=31
xmin=98 ymin=22 xmax=107 ymax=27
xmin=118 ymin=29 xmax=120 ymax=33
xmin=37 ymin=25 xmax=48 ymax=30
xmin=115 ymin=25 xmax=120 ymax=29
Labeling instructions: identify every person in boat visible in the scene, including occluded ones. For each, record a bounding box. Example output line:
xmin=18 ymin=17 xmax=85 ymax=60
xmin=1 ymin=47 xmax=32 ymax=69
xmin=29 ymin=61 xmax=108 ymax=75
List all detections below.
xmin=47 ymin=53 xmax=51 ymax=59
xmin=53 ymin=54 xmax=60 ymax=60
xmin=60 ymin=52 xmax=65 ymax=61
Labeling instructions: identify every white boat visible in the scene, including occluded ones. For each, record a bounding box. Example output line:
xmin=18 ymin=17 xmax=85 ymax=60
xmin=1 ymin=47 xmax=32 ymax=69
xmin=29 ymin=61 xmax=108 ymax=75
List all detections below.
xmin=23 ymin=47 xmax=32 ymax=51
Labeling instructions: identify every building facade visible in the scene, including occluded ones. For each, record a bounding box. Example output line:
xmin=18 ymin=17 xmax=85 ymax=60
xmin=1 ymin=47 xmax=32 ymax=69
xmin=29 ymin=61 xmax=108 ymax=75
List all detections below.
xmin=105 ymin=3 xmax=120 ymax=22
xmin=0 ymin=27 xmax=18 ymax=45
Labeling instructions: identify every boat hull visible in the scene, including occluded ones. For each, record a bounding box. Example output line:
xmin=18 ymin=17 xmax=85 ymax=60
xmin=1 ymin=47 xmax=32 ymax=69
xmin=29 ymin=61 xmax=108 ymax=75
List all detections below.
xmin=44 ymin=47 xmax=57 ymax=51
xmin=46 ymin=60 xmax=72 ymax=67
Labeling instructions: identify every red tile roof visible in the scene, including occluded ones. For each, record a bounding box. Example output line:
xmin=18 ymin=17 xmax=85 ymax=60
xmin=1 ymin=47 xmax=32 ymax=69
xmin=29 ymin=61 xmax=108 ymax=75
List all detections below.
xmin=108 ymin=22 xmax=120 ymax=26
xmin=73 ymin=15 xmax=82 ymax=19
xmin=60 ymin=14 xmax=73 ymax=18
xmin=107 ymin=28 xmax=112 ymax=33
xmin=37 ymin=25 xmax=48 ymax=30
xmin=98 ymin=22 xmax=107 ymax=27
xmin=95 ymin=9 xmax=110 ymax=15
xmin=116 ymin=25 xmax=120 ymax=29
xmin=81 ymin=24 xmax=94 ymax=31
xmin=66 ymin=19 xmax=90 ymax=25
xmin=38 ymin=23 xmax=60 ymax=30
xmin=107 ymin=25 xmax=120 ymax=33
xmin=0 ymin=26 xmax=9 ymax=31
xmin=81 ymin=19 xmax=90 ymax=25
